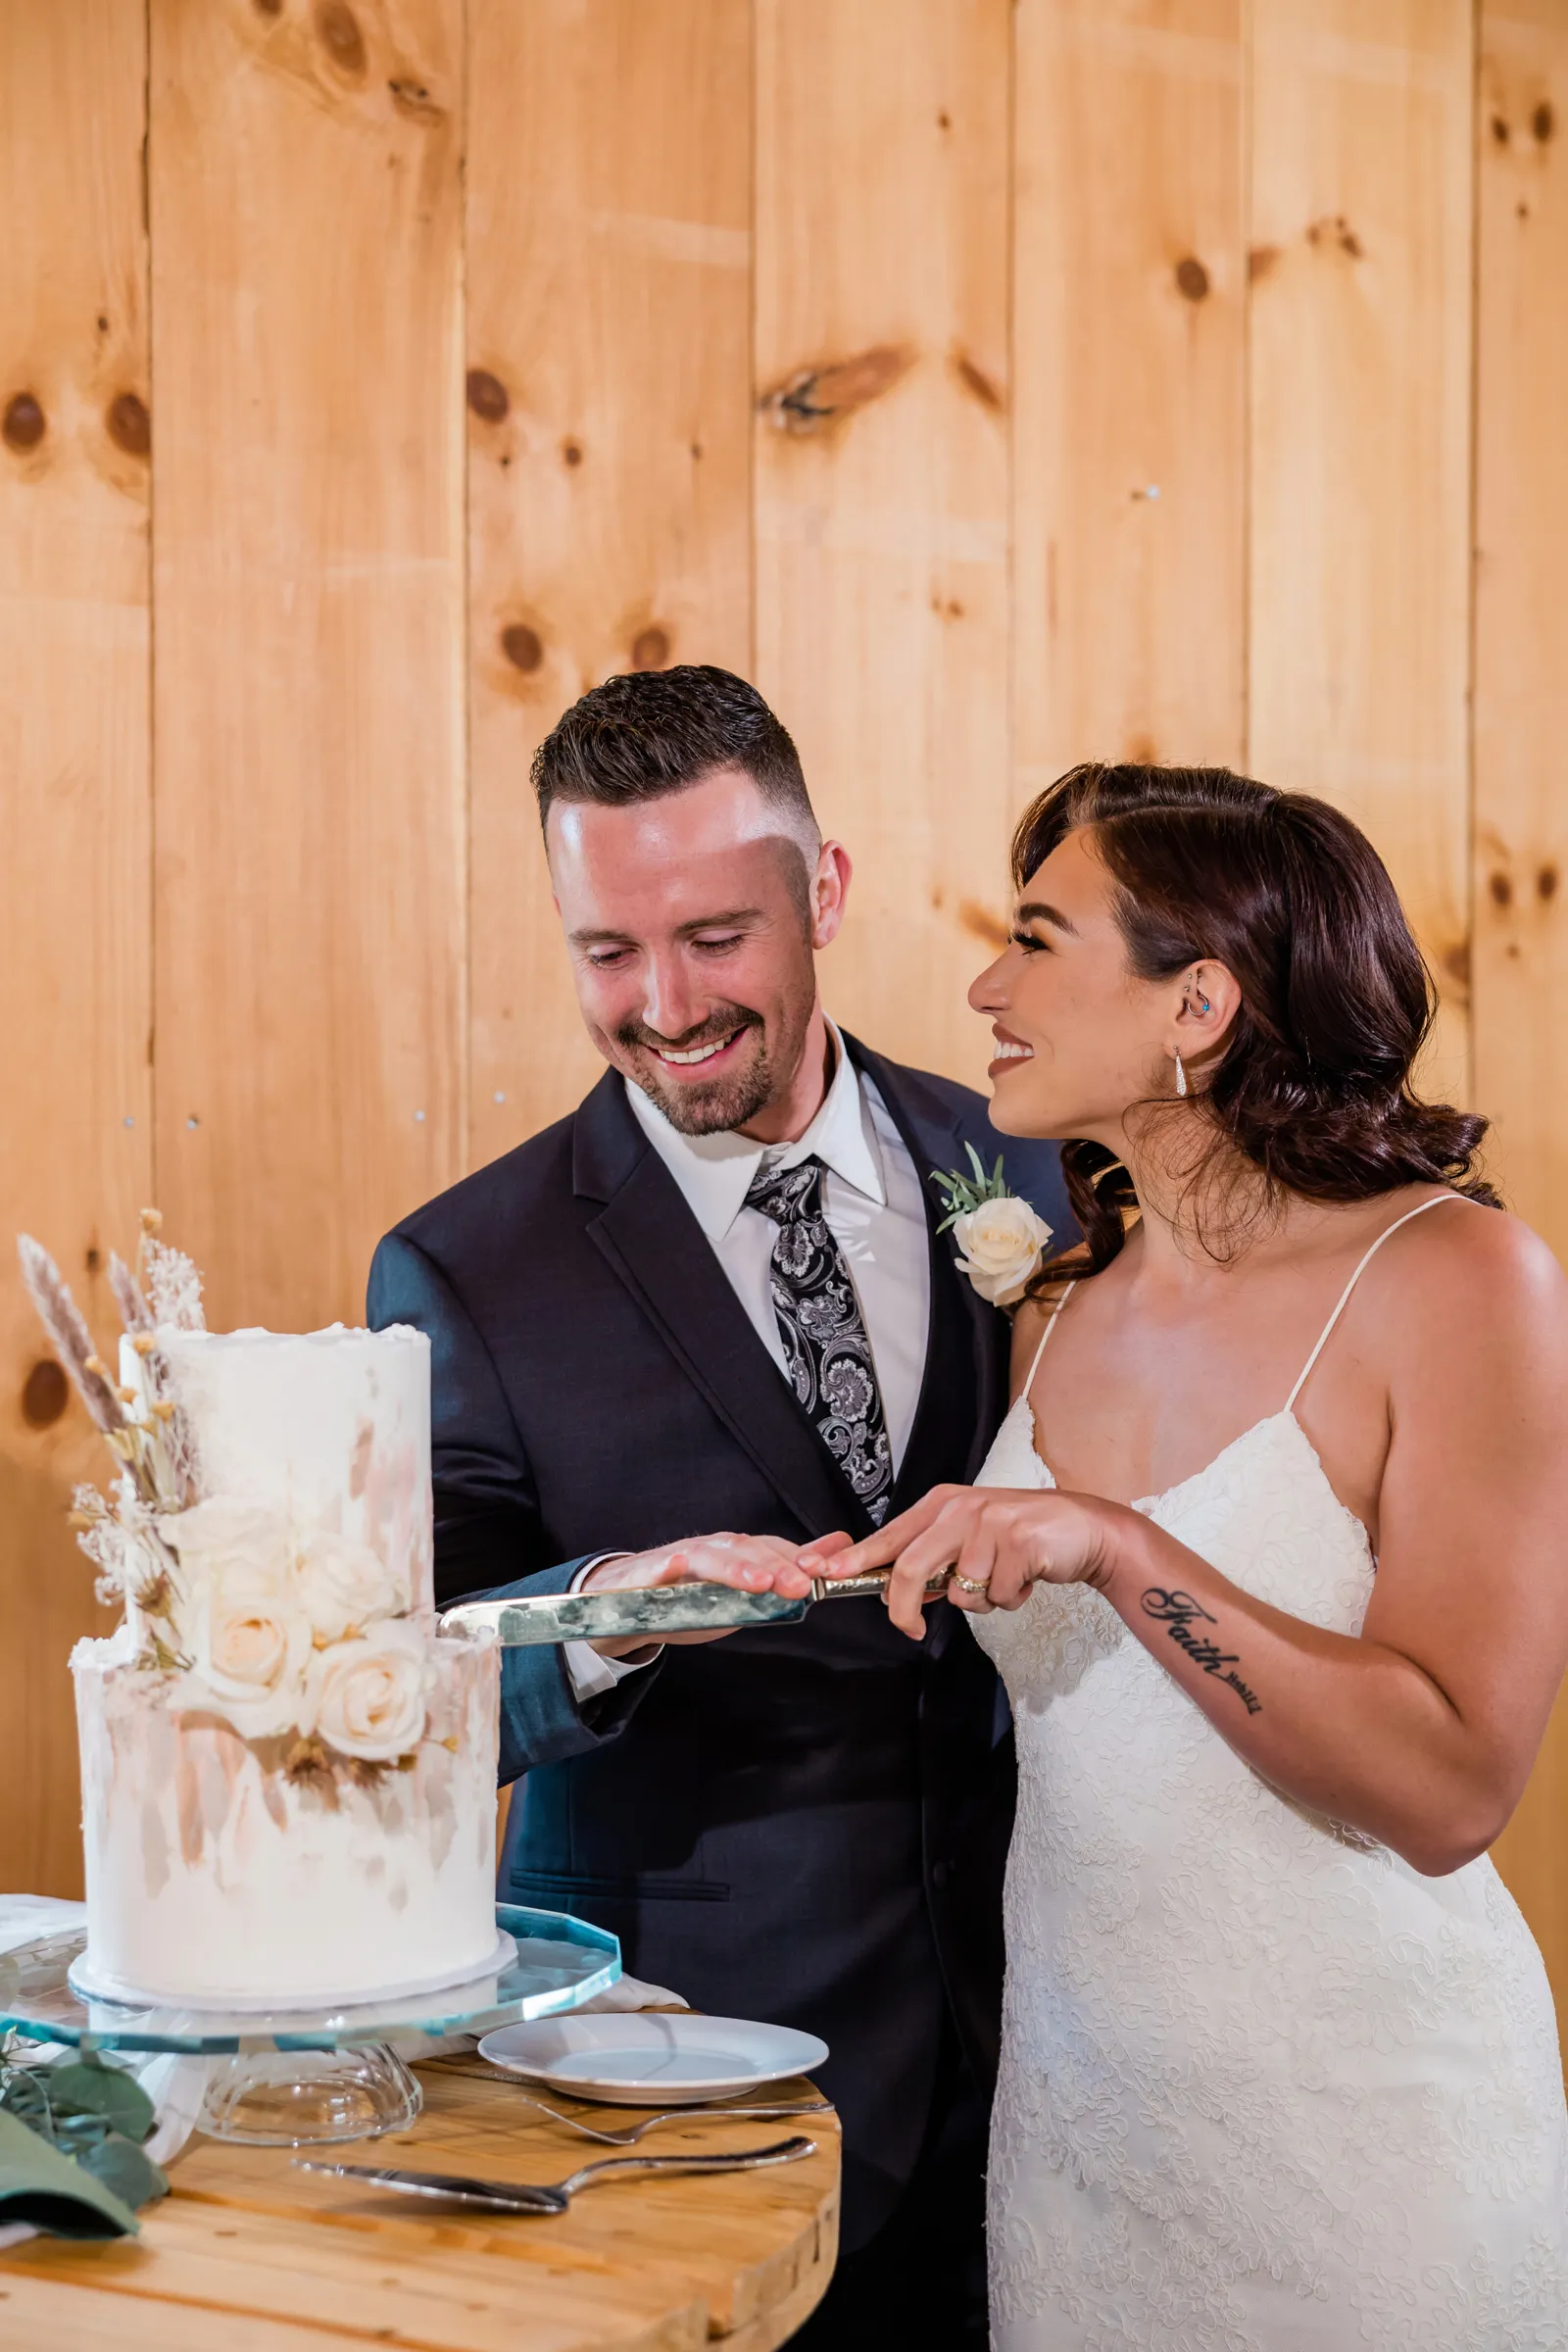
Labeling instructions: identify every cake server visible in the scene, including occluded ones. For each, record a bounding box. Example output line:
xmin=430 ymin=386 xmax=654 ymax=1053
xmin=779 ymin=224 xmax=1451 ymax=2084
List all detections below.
xmin=295 ymin=2132 xmax=815 ymax=2215
xmin=439 ymin=1566 xmax=952 ymax=1647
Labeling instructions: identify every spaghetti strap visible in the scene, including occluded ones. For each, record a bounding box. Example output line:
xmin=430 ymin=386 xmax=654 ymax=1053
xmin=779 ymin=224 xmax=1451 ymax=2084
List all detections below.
xmin=1022 ymin=1281 xmax=1076 ymax=1403
xmin=1285 ymin=1193 xmax=1470 ymax=1412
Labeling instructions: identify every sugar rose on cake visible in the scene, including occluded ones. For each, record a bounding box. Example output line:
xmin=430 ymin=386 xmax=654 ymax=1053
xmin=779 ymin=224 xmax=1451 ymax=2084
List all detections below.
xmin=17 ymin=1214 xmax=504 ymax=2010
xmin=310 ymin=1621 xmax=433 ymax=1764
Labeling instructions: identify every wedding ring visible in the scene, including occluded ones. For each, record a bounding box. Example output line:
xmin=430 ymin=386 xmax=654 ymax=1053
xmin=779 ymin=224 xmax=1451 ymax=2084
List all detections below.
xmin=953 ymin=1571 xmax=992 ymax=1594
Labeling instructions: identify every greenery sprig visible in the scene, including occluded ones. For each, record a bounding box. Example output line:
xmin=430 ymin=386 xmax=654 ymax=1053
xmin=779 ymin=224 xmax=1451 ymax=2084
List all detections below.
xmin=929 ymin=1143 xmax=1014 ymax=1233
xmin=0 ymin=2044 xmax=169 ymax=2215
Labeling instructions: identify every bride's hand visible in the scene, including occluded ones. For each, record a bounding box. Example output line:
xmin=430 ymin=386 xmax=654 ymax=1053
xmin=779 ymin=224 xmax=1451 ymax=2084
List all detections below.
xmin=800 ymin=1487 xmax=1123 ymax=1640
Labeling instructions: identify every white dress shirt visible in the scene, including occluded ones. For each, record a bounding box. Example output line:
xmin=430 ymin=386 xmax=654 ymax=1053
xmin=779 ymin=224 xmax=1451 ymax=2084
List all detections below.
xmin=564 ymin=1025 xmax=933 ymax=1702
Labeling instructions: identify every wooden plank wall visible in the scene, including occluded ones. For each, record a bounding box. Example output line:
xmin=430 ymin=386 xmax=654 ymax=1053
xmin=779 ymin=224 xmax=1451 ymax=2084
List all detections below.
xmin=2 ymin=0 xmax=1566 ymax=2025
xmin=149 ymin=0 xmax=467 ymax=1331
xmin=466 ymin=0 xmax=753 ymax=1163
xmin=1475 ymin=0 xmax=1568 ymax=2015
xmin=0 ymin=3 xmax=151 ymax=1895
xmin=755 ymin=0 xmax=1013 ymax=1081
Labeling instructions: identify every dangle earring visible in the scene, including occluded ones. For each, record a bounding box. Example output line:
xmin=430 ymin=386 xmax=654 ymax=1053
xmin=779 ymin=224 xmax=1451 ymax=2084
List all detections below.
xmin=1174 ymin=1052 xmax=1189 ymax=1099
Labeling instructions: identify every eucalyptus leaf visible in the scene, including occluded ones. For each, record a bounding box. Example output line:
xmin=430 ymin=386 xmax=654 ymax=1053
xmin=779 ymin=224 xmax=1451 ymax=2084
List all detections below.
xmin=46 ymin=2055 xmax=157 ymax=2143
xmin=74 ymin=2131 xmax=169 ymax=2212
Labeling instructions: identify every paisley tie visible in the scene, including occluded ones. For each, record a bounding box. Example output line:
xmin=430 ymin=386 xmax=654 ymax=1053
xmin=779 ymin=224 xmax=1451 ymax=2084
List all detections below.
xmin=744 ymin=1154 xmax=893 ymax=1525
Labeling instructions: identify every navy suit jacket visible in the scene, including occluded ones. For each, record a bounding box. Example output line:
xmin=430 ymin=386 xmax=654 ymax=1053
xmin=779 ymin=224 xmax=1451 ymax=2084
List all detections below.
xmin=368 ymin=1035 xmax=1069 ymax=2247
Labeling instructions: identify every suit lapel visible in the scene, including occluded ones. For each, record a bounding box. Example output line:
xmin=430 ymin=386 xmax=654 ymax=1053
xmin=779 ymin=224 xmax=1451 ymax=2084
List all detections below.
xmin=574 ymin=1075 xmax=874 ymax=1540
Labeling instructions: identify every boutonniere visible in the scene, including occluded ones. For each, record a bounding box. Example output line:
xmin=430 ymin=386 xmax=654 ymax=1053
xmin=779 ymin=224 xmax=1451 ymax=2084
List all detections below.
xmin=931 ymin=1146 xmax=1054 ymax=1308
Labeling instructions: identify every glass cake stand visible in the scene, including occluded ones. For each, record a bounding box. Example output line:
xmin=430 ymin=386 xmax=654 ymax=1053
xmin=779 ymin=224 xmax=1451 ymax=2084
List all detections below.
xmin=0 ymin=1904 xmax=619 ymax=2147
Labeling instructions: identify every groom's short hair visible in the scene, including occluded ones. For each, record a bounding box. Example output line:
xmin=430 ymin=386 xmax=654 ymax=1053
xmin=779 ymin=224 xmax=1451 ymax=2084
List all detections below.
xmin=532 ymin=666 xmax=819 ymax=849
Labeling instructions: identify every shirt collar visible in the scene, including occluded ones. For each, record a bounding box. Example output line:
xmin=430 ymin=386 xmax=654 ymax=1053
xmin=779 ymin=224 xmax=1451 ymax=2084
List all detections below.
xmin=623 ymin=1021 xmax=887 ymax=1246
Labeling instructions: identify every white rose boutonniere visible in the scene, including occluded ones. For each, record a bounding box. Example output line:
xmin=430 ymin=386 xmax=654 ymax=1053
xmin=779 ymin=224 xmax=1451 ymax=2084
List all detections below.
xmin=932 ymin=1146 xmax=1054 ymax=1308
xmin=162 ymin=1498 xmax=315 ymax=1739
xmin=310 ymin=1621 xmax=430 ymax=1764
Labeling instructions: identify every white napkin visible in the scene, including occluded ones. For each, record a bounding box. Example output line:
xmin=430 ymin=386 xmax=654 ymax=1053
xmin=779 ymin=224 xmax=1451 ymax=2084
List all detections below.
xmin=385 ymin=1970 xmax=688 ymax=2060
xmin=575 ymin=1971 xmax=688 ymax=2014
xmin=0 ymin=1894 xmax=86 ymax=1955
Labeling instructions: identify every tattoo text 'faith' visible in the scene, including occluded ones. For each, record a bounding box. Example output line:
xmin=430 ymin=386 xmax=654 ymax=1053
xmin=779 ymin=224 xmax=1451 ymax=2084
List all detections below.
xmin=1140 ymin=1588 xmax=1263 ymax=1716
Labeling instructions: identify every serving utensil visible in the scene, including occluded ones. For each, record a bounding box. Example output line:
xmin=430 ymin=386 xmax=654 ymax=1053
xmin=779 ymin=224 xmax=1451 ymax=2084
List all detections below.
xmin=440 ymin=1567 xmax=951 ymax=1648
xmin=489 ymin=2089 xmax=831 ymax=2145
xmin=294 ymin=2132 xmax=815 ymax=2215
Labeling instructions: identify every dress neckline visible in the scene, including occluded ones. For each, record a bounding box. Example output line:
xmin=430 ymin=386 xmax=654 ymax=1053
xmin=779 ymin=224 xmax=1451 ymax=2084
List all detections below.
xmin=1009 ymin=1391 xmax=1374 ymax=1557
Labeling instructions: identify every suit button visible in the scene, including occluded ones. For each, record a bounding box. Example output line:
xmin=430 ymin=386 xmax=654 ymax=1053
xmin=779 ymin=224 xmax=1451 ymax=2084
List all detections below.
xmin=931 ymin=1860 xmax=952 ymax=1889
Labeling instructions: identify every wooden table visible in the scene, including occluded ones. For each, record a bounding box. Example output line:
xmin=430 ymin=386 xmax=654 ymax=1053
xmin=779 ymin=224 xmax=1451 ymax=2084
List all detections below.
xmin=0 ymin=2054 xmax=839 ymax=2350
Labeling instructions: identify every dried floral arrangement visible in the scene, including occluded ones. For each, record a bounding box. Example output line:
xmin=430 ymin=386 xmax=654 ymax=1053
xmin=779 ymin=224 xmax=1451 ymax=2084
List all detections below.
xmin=18 ymin=1214 xmax=431 ymax=1788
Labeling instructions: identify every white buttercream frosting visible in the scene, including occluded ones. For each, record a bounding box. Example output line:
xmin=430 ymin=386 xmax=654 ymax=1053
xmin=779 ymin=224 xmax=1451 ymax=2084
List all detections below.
xmin=127 ymin=1323 xmax=434 ymax=1613
xmin=74 ymin=1631 xmax=499 ymax=2005
xmin=75 ymin=1321 xmax=499 ymax=2008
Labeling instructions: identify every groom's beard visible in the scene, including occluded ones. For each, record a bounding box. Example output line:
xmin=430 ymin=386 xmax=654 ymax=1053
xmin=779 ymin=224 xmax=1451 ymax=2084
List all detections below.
xmin=616 ymin=981 xmax=814 ymax=1137
xmin=616 ymin=1004 xmax=775 ymax=1134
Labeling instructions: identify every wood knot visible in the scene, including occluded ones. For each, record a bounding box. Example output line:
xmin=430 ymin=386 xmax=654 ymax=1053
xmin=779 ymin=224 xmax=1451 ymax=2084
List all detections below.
xmin=1535 ymin=101 xmax=1555 ymax=143
xmin=23 ymin=1359 xmax=69 ymax=1429
xmin=951 ymin=351 xmax=1004 ymax=412
xmin=958 ymin=901 xmax=1008 ymax=951
xmin=500 ymin=623 xmax=543 ymax=674
xmin=1306 ymin=215 xmax=1362 ymax=260
xmin=631 ymin=625 xmax=670 ymax=671
xmin=466 ymin=368 xmax=509 ymax=423
xmin=760 ymin=344 xmax=914 ymax=435
xmin=1174 ymin=256 xmax=1209 ymax=301
xmin=1441 ymin=939 xmax=1471 ymax=990
xmin=1538 ymin=862 xmax=1558 ymax=902
xmin=1491 ymin=114 xmax=1510 ymax=145
xmin=562 ymin=439 xmax=584 ymax=466
xmin=1489 ymin=870 xmax=1513 ymax=907
xmin=3 ymin=392 xmax=45 ymax=453
xmin=253 ymin=0 xmax=283 ymax=16
xmin=106 ymin=391 xmax=150 ymax=457
xmin=389 ymin=75 xmax=444 ymax=124
xmin=1247 ymin=244 xmax=1280 ymax=283
xmin=315 ymin=0 xmax=366 ymax=76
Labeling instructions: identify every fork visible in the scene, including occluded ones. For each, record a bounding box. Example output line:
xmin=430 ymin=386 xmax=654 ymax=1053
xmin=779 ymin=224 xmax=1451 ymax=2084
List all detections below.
xmin=295 ymin=2133 xmax=815 ymax=2215
xmin=491 ymin=2088 xmax=832 ymax=2146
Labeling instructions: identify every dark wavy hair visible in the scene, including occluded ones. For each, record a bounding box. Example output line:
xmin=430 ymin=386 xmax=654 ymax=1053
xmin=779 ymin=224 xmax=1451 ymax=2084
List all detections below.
xmin=1013 ymin=763 xmax=1499 ymax=1283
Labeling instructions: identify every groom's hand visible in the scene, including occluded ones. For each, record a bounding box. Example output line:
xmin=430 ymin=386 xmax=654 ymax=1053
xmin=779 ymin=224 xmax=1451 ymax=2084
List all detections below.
xmin=582 ymin=1532 xmax=850 ymax=1656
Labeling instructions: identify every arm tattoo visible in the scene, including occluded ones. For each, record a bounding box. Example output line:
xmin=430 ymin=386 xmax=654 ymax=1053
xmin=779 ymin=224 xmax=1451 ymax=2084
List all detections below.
xmin=1140 ymin=1588 xmax=1263 ymax=1716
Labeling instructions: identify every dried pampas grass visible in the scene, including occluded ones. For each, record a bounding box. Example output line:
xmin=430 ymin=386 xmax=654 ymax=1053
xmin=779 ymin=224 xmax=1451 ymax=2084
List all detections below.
xmin=17 ymin=1238 xmax=126 ymax=1436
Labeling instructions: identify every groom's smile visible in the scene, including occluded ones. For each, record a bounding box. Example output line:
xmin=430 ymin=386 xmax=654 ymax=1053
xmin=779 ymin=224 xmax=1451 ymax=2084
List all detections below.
xmin=546 ymin=762 xmax=853 ymax=1143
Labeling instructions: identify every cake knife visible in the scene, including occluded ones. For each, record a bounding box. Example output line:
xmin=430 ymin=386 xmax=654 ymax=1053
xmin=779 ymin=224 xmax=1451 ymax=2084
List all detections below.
xmin=439 ymin=1565 xmax=953 ymax=1647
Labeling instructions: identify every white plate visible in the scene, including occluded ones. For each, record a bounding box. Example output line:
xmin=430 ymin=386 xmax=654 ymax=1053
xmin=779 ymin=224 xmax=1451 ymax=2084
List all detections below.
xmin=476 ymin=2011 xmax=829 ymax=2105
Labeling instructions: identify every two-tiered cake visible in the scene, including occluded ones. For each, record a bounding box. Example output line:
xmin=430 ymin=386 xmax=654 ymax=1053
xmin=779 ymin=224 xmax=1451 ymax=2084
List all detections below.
xmin=23 ymin=1225 xmax=502 ymax=2010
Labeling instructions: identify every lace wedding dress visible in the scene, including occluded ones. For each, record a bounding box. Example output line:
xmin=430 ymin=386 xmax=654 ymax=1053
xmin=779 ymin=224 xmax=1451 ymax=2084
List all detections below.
xmin=969 ymin=1198 xmax=1568 ymax=2349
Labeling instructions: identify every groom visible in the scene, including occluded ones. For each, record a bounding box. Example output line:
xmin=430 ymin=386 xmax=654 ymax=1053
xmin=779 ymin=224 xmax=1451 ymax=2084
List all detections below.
xmin=368 ymin=667 xmax=1067 ymax=2346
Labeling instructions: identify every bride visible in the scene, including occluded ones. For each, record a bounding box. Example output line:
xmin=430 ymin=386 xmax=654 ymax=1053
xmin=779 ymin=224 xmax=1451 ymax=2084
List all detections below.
xmin=808 ymin=763 xmax=1568 ymax=2347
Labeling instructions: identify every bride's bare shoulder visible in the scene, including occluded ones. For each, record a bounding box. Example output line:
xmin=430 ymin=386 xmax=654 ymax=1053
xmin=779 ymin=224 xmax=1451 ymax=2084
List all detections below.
xmin=1370 ymin=1191 xmax=1568 ymax=1401
xmin=1394 ymin=1190 xmax=1566 ymax=1311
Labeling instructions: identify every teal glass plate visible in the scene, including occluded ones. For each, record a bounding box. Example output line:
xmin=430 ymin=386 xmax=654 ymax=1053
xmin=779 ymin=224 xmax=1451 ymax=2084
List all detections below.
xmin=0 ymin=1905 xmax=620 ymax=2056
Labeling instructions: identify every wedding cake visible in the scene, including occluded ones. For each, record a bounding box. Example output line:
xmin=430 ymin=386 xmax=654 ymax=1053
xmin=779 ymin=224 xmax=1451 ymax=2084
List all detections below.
xmin=21 ymin=1219 xmax=503 ymax=2010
